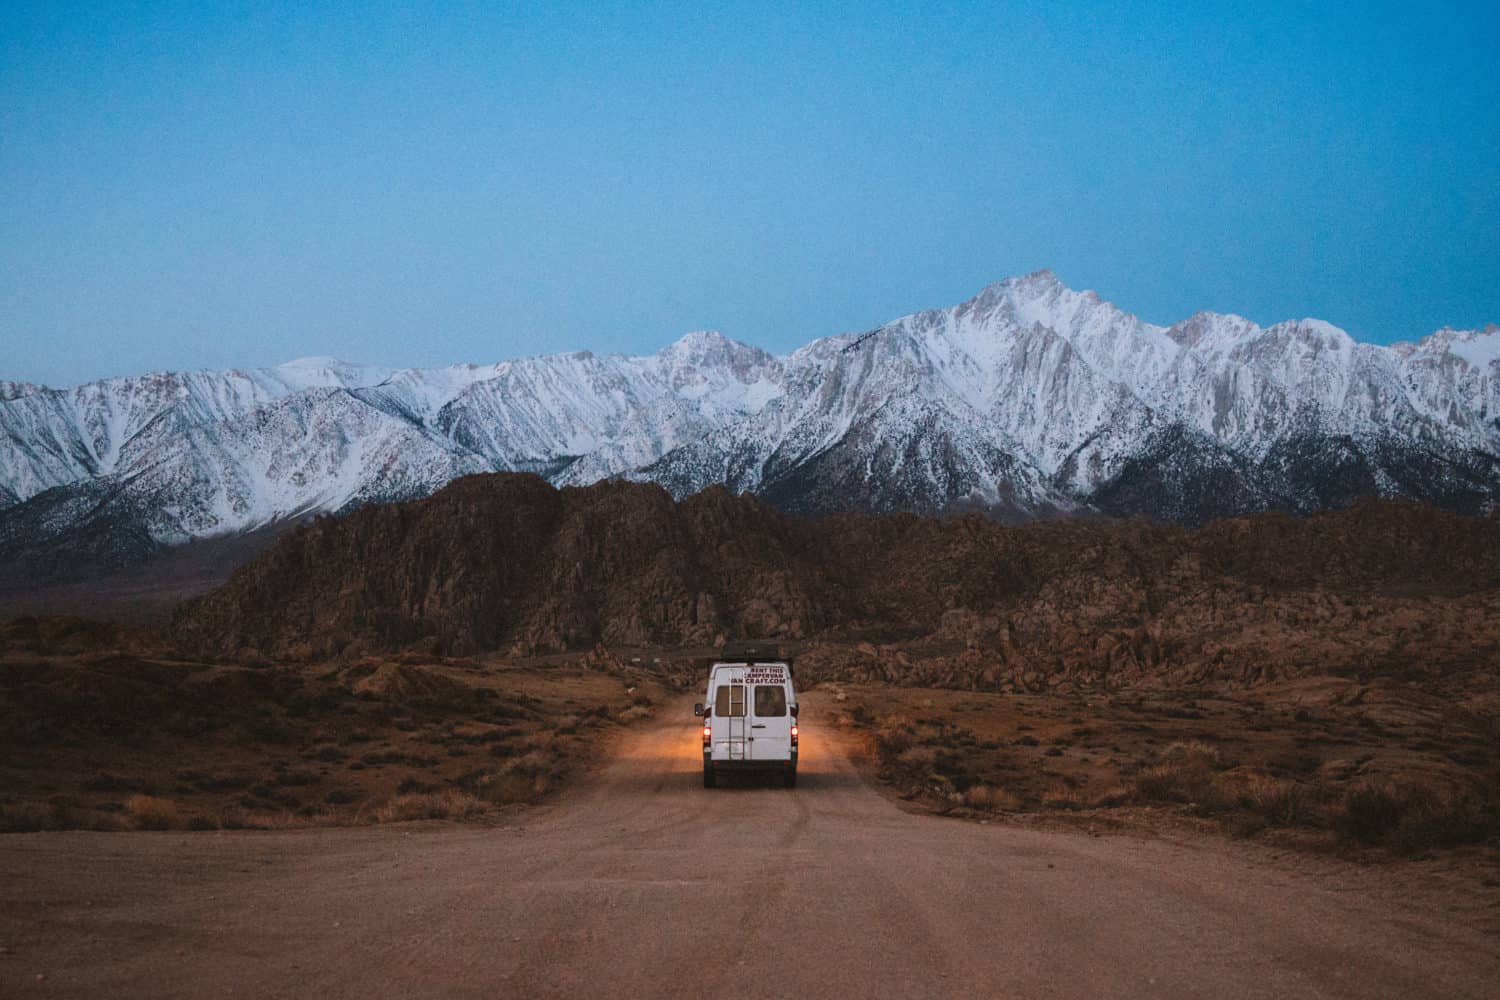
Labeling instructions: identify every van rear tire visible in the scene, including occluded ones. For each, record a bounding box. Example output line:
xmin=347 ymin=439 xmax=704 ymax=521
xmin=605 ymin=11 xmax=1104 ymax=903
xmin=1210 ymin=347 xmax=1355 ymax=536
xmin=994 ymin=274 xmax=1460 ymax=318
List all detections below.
xmin=703 ymin=762 xmax=716 ymax=788
xmin=783 ymin=764 xmax=797 ymax=788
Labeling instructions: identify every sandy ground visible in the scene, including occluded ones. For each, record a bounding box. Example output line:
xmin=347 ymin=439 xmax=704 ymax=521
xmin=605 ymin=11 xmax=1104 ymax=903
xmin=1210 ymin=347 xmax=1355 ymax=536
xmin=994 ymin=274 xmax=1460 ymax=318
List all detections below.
xmin=2 ymin=692 xmax=1497 ymax=999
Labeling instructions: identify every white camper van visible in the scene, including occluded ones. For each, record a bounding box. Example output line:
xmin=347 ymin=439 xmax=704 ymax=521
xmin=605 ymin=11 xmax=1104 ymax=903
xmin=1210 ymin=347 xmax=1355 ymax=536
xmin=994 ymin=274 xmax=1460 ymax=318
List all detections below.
xmin=694 ymin=642 xmax=799 ymax=788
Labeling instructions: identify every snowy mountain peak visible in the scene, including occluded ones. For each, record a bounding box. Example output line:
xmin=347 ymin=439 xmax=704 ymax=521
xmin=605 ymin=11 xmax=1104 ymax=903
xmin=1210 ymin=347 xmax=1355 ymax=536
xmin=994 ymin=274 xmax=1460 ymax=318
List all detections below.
xmin=655 ymin=330 xmax=776 ymax=383
xmin=659 ymin=329 xmax=746 ymax=361
xmin=1289 ymin=318 xmax=1356 ymax=349
xmin=4 ymin=273 xmax=1499 ymax=569
xmin=666 ymin=329 xmax=730 ymax=349
xmin=1008 ymin=267 xmax=1062 ymax=289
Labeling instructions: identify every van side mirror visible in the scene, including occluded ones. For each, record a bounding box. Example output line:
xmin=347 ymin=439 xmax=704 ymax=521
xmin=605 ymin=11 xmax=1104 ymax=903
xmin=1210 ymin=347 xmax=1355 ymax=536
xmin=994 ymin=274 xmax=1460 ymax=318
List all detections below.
xmin=790 ymin=704 xmax=799 ymax=718
xmin=693 ymin=703 xmax=704 ymax=717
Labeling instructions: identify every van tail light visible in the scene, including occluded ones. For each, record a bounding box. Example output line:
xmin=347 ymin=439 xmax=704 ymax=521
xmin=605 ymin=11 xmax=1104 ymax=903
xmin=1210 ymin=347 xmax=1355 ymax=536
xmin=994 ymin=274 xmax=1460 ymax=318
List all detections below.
xmin=702 ymin=722 xmax=712 ymax=745
xmin=790 ymin=724 xmax=799 ymax=747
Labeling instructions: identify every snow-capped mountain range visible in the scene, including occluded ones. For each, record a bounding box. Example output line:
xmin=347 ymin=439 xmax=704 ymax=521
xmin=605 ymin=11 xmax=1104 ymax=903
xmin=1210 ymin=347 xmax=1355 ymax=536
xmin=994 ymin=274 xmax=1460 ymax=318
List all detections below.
xmin=4 ymin=270 xmax=1498 ymax=575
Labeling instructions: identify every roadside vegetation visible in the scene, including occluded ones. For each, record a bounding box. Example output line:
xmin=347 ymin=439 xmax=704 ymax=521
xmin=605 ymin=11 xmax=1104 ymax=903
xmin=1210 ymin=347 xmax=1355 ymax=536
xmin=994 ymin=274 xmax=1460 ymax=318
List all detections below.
xmin=835 ymin=683 xmax=1500 ymax=857
xmin=0 ymin=618 xmax=686 ymax=832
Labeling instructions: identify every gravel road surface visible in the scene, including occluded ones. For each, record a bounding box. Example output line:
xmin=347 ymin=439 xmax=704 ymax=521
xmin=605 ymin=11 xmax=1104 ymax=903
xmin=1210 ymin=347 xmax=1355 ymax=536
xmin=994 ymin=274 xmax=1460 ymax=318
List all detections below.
xmin=3 ymin=694 xmax=1496 ymax=998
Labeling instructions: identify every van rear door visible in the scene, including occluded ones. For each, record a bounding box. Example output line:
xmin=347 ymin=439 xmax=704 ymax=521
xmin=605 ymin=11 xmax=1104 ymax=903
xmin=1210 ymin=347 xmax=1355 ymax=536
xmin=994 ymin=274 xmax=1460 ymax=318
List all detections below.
xmin=747 ymin=668 xmax=791 ymax=762
xmin=712 ymin=668 xmax=748 ymax=761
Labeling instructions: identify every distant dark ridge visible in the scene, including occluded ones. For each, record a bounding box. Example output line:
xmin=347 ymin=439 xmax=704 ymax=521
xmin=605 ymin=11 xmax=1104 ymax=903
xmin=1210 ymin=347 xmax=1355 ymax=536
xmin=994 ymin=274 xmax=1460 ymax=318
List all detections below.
xmin=172 ymin=473 xmax=1500 ymax=675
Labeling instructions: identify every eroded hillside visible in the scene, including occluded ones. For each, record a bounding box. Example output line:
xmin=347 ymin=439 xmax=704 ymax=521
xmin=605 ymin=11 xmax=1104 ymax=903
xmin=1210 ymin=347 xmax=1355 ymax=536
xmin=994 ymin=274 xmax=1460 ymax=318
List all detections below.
xmin=174 ymin=473 xmax=1500 ymax=696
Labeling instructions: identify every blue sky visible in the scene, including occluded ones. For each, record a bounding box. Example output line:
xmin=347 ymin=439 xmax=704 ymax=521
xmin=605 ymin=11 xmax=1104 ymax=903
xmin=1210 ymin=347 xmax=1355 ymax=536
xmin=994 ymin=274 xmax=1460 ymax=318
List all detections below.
xmin=3 ymin=1 xmax=1498 ymax=386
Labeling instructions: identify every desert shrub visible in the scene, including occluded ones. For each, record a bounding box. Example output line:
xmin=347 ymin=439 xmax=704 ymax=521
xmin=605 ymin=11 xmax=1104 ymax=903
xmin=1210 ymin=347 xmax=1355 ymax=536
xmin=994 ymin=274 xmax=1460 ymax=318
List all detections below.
xmin=372 ymin=790 xmax=488 ymax=823
xmin=1335 ymin=781 xmax=1499 ymax=854
xmin=1132 ymin=742 xmax=1227 ymax=809
xmin=218 ymin=805 xmax=260 ymax=830
xmin=478 ymin=771 xmax=540 ymax=805
xmin=874 ymin=719 xmax=915 ymax=757
xmin=21 ymin=803 xmax=125 ymax=832
xmin=0 ymin=801 xmax=58 ymax=832
xmin=895 ymin=746 xmax=937 ymax=769
xmin=186 ymin=816 xmax=217 ymax=831
xmin=1391 ymin=793 xmax=1497 ymax=855
xmin=125 ymin=795 xmax=181 ymax=831
xmin=508 ymin=749 xmax=562 ymax=793
xmin=1041 ymin=786 xmax=1086 ymax=810
xmin=963 ymin=784 xmax=1022 ymax=811
xmin=463 ymin=748 xmax=564 ymax=804
xmin=1089 ymin=785 xmax=1133 ymax=808
xmin=1267 ymin=752 xmax=1322 ymax=777
xmin=930 ymin=750 xmax=980 ymax=791
xmin=929 ymin=724 xmax=977 ymax=748
xmin=1161 ymin=740 xmax=1221 ymax=768
xmin=1334 ymin=782 xmax=1413 ymax=846
xmin=1222 ymin=773 xmax=1312 ymax=827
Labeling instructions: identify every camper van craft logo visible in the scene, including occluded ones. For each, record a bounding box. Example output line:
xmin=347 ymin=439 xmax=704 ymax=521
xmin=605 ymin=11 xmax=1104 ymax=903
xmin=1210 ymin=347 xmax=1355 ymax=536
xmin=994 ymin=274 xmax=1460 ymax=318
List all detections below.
xmin=742 ymin=666 xmax=785 ymax=683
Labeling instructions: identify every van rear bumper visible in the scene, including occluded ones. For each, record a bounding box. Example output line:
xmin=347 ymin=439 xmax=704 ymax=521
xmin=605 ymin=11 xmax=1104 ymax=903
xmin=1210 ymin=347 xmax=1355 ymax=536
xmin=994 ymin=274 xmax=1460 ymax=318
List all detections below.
xmin=704 ymin=753 xmax=796 ymax=772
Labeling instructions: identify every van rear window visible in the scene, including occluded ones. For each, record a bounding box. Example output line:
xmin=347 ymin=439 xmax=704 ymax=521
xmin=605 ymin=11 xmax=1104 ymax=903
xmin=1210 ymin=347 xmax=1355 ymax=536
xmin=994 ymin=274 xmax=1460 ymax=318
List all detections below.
xmin=754 ymin=685 xmax=786 ymax=717
xmin=714 ymin=684 xmax=746 ymax=718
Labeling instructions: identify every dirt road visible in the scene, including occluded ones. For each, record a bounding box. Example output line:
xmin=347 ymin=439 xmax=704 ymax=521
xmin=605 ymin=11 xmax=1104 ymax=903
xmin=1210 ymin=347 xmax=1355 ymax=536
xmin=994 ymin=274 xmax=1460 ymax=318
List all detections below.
xmin=3 ymin=694 xmax=1497 ymax=998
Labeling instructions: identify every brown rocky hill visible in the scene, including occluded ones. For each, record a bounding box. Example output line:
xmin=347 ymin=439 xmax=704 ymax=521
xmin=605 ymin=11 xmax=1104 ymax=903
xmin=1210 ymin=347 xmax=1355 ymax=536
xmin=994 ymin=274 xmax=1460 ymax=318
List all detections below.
xmin=173 ymin=473 xmax=1500 ymax=689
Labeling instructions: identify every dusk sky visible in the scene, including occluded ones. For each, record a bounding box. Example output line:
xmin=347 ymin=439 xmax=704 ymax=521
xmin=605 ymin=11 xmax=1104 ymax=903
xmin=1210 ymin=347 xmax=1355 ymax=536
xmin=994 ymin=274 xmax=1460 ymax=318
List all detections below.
xmin=4 ymin=1 xmax=1498 ymax=387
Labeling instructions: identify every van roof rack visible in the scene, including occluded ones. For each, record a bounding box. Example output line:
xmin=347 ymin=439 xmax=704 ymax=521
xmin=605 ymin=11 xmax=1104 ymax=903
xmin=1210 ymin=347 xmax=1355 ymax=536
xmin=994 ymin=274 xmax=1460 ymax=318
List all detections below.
xmin=717 ymin=641 xmax=789 ymax=666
